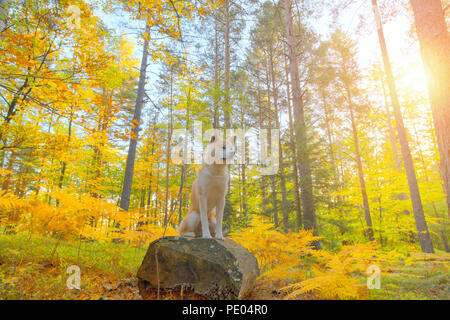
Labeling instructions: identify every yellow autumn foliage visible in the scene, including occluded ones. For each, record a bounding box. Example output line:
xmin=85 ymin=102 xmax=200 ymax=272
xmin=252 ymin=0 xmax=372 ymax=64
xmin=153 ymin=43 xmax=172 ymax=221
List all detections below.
xmin=0 ymin=184 xmax=177 ymax=246
xmin=231 ymin=216 xmax=446 ymax=300
xmin=281 ymin=242 xmax=383 ymax=300
xmin=230 ymin=215 xmax=320 ymax=280
xmin=231 ymin=216 xmax=372 ymax=299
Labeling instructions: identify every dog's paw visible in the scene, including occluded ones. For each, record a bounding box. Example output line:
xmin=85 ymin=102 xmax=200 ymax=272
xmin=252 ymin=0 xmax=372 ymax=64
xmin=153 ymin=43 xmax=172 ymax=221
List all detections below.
xmin=202 ymin=233 xmax=212 ymax=239
xmin=181 ymin=232 xmax=195 ymax=238
xmin=215 ymin=229 xmax=224 ymax=240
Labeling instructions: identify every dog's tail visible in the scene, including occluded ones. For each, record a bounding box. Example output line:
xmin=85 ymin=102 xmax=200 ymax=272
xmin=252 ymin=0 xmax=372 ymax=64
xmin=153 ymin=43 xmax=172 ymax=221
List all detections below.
xmin=177 ymin=223 xmax=195 ymax=237
xmin=176 ymin=216 xmax=189 ymax=236
xmin=176 ymin=222 xmax=182 ymax=234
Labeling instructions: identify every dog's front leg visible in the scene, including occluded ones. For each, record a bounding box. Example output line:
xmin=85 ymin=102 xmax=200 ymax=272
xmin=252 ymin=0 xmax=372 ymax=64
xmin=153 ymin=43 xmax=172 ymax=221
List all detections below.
xmin=214 ymin=195 xmax=225 ymax=240
xmin=199 ymin=193 xmax=212 ymax=239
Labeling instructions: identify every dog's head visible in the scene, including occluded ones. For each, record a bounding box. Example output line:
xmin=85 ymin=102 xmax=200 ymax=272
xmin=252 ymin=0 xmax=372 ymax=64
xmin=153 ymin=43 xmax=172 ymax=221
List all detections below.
xmin=204 ymin=133 xmax=237 ymax=164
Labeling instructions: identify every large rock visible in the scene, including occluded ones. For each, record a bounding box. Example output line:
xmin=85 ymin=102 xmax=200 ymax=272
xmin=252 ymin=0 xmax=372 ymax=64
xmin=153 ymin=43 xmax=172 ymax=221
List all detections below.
xmin=137 ymin=236 xmax=259 ymax=300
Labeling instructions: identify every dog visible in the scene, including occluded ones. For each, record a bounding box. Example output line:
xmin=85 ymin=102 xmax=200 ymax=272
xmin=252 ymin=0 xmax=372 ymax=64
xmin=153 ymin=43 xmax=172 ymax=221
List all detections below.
xmin=177 ymin=133 xmax=236 ymax=240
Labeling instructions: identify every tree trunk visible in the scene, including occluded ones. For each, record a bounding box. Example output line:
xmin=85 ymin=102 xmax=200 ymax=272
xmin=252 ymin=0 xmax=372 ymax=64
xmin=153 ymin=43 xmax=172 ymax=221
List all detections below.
xmin=410 ymin=0 xmax=450 ymax=219
xmin=154 ymin=163 xmax=160 ymax=219
xmin=320 ymin=89 xmax=340 ymax=187
xmin=241 ymin=164 xmax=247 ymax=215
xmin=283 ymin=0 xmax=320 ymax=248
xmin=381 ymin=79 xmax=401 ymax=170
xmin=224 ymin=0 xmax=231 ymax=129
xmin=284 ymin=55 xmax=302 ymax=231
xmin=178 ymin=84 xmax=191 ymax=224
xmin=345 ymin=86 xmax=374 ymax=241
xmin=239 ymin=94 xmax=248 ymax=216
xmin=1 ymin=150 xmax=15 ymax=190
xmin=213 ymin=18 xmax=220 ymax=129
xmin=372 ymin=0 xmax=434 ymax=253
xmin=58 ymin=111 xmax=73 ymax=189
xmin=0 ymin=0 xmax=10 ymax=33
xmin=269 ymin=48 xmax=289 ymax=232
xmin=120 ymin=24 xmax=150 ymax=212
xmin=222 ymin=0 xmax=232 ymax=229
xmin=146 ymin=133 xmax=155 ymax=216
xmin=413 ymin=123 xmax=449 ymax=252
xmin=163 ymin=67 xmax=174 ymax=227
xmin=265 ymin=58 xmax=278 ymax=227
xmin=257 ymin=69 xmax=268 ymax=215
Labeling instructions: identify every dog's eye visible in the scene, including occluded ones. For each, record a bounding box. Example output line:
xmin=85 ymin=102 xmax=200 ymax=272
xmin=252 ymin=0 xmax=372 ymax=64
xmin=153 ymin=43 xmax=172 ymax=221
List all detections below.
xmin=223 ymin=145 xmax=226 ymax=149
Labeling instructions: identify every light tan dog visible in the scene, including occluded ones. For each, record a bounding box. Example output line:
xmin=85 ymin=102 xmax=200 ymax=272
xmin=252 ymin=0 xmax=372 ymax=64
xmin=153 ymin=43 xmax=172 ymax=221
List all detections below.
xmin=177 ymin=133 xmax=236 ymax=239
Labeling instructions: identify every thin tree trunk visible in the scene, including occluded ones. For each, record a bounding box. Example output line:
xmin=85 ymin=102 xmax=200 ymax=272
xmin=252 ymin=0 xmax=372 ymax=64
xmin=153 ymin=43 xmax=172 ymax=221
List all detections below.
xmin=120 ymin=24 xmax=150 ymax=212
xmin=320 ymin=90 xmax=339 ymax=187
xmin=147 ymin=133 xmax=155 ymax=216
xmin=239 ymin=94 xmax=248 ymax=216
xmin=140 ymin=189 xmax=146 ymax=209
xmin=178 ymin=165 xmax=186 ymax=224
xmin=222 ymin=0 xmax=232 ymax=228
xmin=372 ymin=0 xmax=434 ymax=252
xmin=213 ymin=18 xmax=220 ymax=129
xmin=257 ymin=69 xmax=268 ymax=215
xmin=284 ymin=55 xmax=302 ymax=231
xmin=241 ymin=164 xmax=247 ymax=215
xmin=154 ymin=163 xmax=160 ymax=219
xmin=265 ymin=58 xmax=278 ymax=227
xmin=0 ymin=150 xmax=5 ymax=169
xmin=169 ymin=196 xmax=175 ymax=227
xmin=224 ymin=0 xmax=231 ymax=128
xmin=1 ymin=150 xmax=15 ymax=190
xmin=58 ymin=111 xmax=73 ymax=189
xmin=380 ymin=79 xmax=401 ymax=170
xmin=163 ymin=67 xmax=174 ymax=228
xmin=178 ymin=84 xmax=191 ymax=224
xmin=269 ymin=48 xmax=289 ymax=232
xmin=345 ymin=86 xmax=374 ymax=241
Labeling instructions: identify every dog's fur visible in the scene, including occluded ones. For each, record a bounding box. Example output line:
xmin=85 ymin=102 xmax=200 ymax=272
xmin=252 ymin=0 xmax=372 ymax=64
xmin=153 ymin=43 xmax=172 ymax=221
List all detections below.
xmin=177 ymin=134 xmax=236 ymax=239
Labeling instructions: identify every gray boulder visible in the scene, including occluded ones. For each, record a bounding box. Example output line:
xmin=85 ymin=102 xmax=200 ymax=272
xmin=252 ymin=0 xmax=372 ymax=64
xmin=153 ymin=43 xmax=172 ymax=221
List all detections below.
xmin=137 ymin=236 xmax=259 ymax=300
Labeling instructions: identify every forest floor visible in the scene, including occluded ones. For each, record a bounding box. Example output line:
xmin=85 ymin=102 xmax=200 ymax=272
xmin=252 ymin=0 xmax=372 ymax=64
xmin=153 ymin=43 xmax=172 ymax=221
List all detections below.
xmin=0 ymin=232 xmax=448 ymax=300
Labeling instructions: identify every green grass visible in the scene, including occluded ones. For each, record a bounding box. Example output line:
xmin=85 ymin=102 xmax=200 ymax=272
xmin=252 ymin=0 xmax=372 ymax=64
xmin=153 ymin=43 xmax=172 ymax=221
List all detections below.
xmin=368 ymin=265 xmax=449 ymax=300
xmin=0 ymin=231 xmax=146 ymax=299
xmin=0 ymin=232 xmax=146 ymax=276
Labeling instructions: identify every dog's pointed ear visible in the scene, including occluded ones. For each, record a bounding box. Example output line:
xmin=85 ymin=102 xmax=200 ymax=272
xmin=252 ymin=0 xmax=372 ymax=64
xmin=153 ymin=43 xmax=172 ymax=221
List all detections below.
xmin=210 ymin=135 xmax=216 ymax=143
xmin=231 ymin=135 xmax=237 ymax=145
